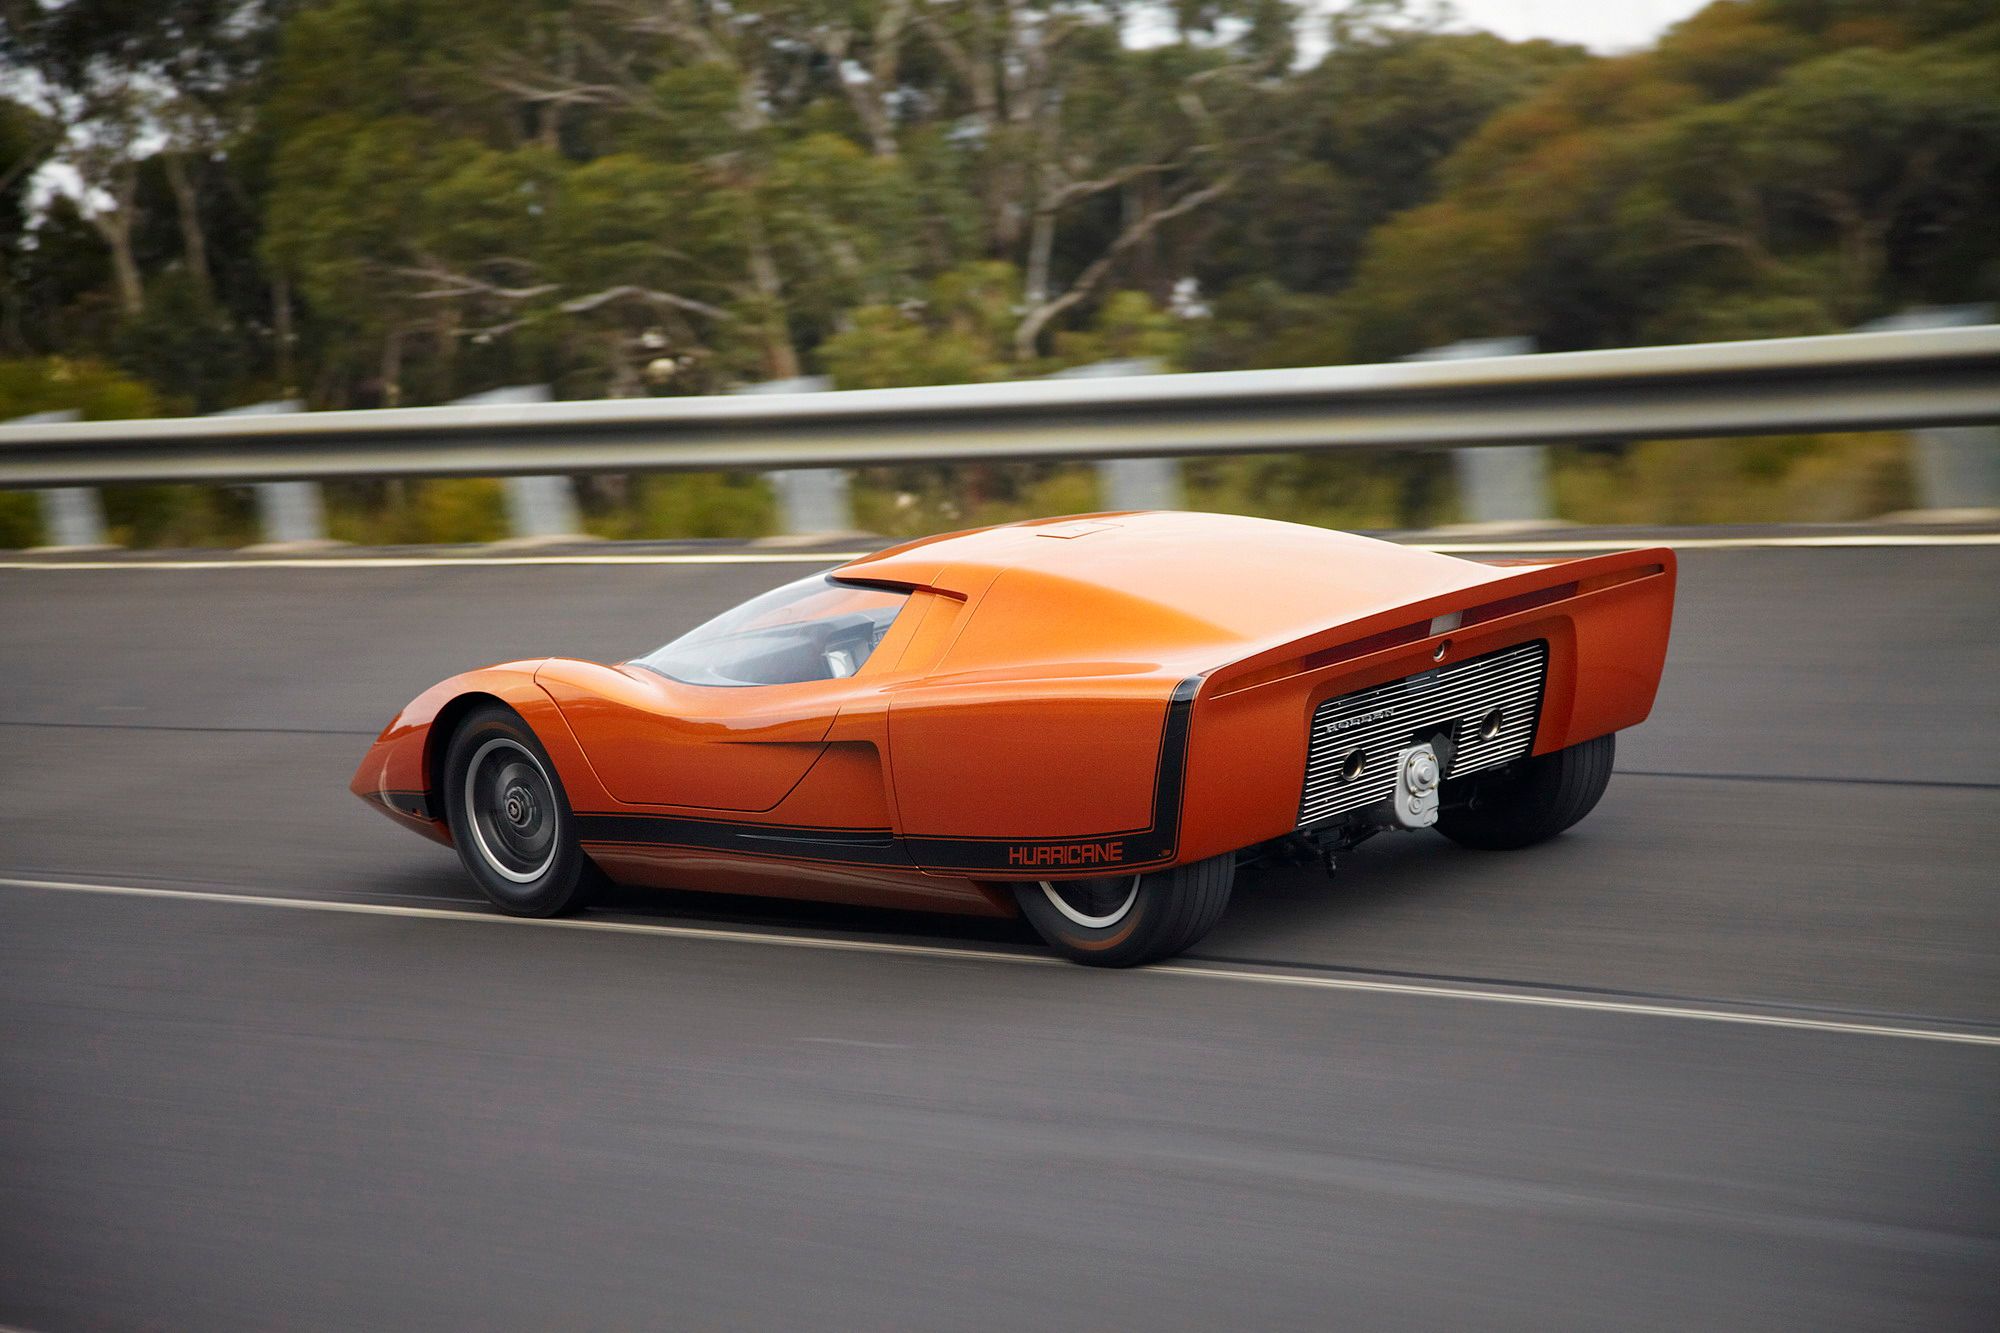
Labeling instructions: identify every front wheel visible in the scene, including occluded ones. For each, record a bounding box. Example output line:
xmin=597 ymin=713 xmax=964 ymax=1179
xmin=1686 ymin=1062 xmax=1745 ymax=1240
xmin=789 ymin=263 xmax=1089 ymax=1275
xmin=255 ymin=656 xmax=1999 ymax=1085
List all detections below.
xmin=1012 ymin=854 xmax=1234 ymax=967
xmin=443 ymin=704 xmax=600 ymax=916
xmin=1434 ymin=733 xmax=1615 ymax=851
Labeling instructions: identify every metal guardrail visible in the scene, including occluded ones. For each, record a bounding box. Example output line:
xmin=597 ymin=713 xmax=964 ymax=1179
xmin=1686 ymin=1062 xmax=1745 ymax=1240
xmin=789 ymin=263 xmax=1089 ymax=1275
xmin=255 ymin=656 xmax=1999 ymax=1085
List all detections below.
xmin=2 ymin=327 xmax=1997 ymax=488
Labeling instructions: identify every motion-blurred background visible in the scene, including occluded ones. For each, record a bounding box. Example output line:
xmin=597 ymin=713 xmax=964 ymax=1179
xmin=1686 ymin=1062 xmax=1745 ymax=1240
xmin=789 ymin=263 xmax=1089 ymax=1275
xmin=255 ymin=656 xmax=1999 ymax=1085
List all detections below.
xmin=2 ymin=0 xmax=1996 ymax=544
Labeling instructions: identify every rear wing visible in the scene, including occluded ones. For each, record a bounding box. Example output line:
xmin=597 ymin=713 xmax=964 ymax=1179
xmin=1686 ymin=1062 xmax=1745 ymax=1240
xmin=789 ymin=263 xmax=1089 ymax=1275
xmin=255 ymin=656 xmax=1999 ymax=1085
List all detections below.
xmin=1205 ymin=547 xmax=1674 ymax=700
xmin=1174 ymin=548 xmax=1675 ymax=864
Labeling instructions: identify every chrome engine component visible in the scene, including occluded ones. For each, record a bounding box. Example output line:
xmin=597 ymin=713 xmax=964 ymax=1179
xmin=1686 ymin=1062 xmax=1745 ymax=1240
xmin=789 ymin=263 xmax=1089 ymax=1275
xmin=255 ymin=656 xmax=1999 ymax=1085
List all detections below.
xmin=1391 ymin=742 xmax=1442 ymax=828
xmin=1298 ymin=639 xmax=1548 ymax=828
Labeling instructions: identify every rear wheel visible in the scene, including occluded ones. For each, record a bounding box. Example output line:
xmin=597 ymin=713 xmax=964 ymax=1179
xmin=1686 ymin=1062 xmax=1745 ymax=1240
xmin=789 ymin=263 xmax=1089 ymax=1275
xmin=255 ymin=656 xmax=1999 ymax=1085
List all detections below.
xmin=1434 ymin=733 xmax=1615 ymax=851
xmin=443 ymin=704 xmax=600 ymax=916
xmin=1013 ymin=854 xmax=1234 ymax=967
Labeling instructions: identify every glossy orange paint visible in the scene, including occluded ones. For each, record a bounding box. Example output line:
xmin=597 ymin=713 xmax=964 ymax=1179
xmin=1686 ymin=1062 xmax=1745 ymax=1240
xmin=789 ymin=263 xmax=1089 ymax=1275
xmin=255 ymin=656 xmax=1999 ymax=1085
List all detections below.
xmin=352 ymin=512 xmax=1675 ymax=914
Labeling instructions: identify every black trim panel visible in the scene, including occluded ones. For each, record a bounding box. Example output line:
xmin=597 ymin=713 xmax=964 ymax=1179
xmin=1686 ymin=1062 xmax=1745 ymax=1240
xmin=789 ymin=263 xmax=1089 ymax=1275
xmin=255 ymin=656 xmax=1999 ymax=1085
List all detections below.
xmin=574 ymin=814 xmax=901 ymax=866
xmin=373 ymin=789 xmax=436 ymax=821
xmin=569 ymin=674 xmax=1203 ymax=876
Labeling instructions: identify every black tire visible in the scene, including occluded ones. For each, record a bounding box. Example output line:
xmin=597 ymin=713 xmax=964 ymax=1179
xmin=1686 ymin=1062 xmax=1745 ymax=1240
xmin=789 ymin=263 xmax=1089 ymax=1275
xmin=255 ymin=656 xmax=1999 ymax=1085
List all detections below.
xmin=1012 ymin=854 xmax=1234 ymax=967
xmin=443 ymin=704 xmax=601 ymax=916
xmin=1434 ymin=733 xmax=1615 ymax=851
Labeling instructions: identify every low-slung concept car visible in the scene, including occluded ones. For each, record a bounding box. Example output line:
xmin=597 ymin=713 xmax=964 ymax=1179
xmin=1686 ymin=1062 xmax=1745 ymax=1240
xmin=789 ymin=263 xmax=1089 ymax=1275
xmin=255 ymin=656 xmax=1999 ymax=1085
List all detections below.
xmin=353 ymin=512 xmax=1675 ymax=965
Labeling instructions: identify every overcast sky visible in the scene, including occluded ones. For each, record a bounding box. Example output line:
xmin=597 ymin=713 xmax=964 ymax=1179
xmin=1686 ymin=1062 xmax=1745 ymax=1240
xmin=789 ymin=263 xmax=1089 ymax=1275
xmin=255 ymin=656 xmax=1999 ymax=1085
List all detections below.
xmin=1434 ymin=0 xmax=1717 ymax=52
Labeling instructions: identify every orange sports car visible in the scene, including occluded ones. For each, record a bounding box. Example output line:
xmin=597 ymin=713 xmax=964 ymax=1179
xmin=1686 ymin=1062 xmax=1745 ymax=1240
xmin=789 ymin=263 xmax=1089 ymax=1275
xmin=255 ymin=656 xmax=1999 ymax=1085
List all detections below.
xmin=352 ymin=512 xmax=1675 ymax=966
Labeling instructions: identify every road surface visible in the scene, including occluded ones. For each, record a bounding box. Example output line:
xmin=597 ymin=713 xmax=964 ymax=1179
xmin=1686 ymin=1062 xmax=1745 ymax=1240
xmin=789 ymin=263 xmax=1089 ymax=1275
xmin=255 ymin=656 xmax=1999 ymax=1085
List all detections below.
xmin=2 ymin=535 xmax=1995 ymax=1330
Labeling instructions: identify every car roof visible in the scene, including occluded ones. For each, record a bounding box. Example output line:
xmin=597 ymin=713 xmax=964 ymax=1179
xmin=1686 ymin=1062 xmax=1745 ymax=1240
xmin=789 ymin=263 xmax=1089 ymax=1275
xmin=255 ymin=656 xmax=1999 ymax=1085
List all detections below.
xmin=837 ymin=512 xmax=1511 ymax=666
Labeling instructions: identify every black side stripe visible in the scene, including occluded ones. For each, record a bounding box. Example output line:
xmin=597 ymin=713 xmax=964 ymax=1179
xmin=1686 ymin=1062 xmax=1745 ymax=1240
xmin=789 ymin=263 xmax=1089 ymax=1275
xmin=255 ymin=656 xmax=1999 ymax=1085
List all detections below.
xmin=573 ymin=816 xmax=900 ymax=865
xmin=372 ymin=789 xmax=436 ymax=821
xmin=569 ymin=674 xmax=1202 ymax=875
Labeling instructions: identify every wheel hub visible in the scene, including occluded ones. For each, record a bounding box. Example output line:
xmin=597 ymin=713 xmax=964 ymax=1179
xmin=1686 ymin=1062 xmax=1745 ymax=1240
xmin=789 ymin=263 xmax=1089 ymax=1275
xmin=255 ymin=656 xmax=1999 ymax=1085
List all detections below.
xmin=463 ymin=738 xmax=560 ymax=884
xmin=502 ymin=784 xmax=537 ymax=829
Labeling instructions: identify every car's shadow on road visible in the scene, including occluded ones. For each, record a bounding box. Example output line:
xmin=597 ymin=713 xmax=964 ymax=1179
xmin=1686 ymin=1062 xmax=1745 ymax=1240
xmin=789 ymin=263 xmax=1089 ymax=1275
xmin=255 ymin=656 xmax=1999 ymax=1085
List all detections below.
xmin=583 ymin=877 xmax=1036 ymax=948
xmin=372 ymin=814 xmax=1573 ymax=968
xmin=535 ymin=830 xmax=1499 ymax=964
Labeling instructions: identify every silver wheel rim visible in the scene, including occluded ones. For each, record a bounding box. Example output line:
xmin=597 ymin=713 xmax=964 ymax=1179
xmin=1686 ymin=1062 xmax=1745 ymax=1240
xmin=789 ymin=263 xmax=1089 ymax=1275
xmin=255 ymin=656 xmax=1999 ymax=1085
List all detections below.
xmin=1038 ymin=876 xmax=1141 ymax=929
xmin=463 ymin=737 xmax=559 ymax=884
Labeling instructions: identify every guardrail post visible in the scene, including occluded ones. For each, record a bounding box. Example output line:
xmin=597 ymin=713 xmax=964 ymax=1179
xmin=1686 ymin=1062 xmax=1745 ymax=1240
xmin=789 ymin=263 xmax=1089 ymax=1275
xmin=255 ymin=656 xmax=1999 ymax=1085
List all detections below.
xmin=735 ymin=377 xmax=854 ymax=536
xmin=7 ymin=411 xmax=110 ymax=548
xmin=1045 ymin=360 xmax=1184 ymax=512
xmin=1096 ymin=458 xmax=1183 ymax=511
xmin=210 ymin=400 xmax=328 ymax=545
xmin=40 ymin=482 xmax=109 ymax=548
xmin=1407 ymin=338 xmax=1553 ymax=528
xmin=1856 ymin=307 xmax=2000 ymax=517
xmin=767 ymin=468 xmax=853 ymax=535
xmin=452 ymin=386 xmax=582 ymax=541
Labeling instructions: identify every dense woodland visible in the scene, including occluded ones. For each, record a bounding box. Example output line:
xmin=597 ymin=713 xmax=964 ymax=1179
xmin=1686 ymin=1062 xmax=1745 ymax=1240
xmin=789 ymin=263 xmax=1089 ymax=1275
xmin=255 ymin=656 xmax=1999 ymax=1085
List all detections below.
xmin=1 ymin=0 xmax=1997 ymax=544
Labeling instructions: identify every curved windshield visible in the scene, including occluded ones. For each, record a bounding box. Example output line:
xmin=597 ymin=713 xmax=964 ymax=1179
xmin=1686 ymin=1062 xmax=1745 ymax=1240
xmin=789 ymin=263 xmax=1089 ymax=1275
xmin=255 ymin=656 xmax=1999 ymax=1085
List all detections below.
xmin=632 ymin=574 xmax=908 ymax=687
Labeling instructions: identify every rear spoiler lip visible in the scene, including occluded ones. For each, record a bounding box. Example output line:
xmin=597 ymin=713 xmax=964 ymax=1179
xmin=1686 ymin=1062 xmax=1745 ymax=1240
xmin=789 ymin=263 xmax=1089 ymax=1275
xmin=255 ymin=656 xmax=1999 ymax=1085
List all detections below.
xmin=1204 ymin=546 xmax=1675 ymax=698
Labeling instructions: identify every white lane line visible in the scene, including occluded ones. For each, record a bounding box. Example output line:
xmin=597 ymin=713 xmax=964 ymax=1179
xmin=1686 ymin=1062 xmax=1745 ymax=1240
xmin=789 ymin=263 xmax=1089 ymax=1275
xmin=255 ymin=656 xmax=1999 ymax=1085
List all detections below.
xmin=1164 ymin=964 xmax=2000 ymax=1047
xmin=6 ymin=875 xmax=1997 ymax=1048
xmin=0 ymin=876 xmax=1058 ymax=966
xmin=0 ymin=532 xmax=1995 ymax=570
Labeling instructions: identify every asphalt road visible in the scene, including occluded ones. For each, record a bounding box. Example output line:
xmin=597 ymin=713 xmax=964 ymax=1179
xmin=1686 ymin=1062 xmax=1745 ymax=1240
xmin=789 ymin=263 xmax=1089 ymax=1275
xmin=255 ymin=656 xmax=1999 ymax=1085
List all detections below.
xmin=1 ymin=537 xmax=1996 ymax=1330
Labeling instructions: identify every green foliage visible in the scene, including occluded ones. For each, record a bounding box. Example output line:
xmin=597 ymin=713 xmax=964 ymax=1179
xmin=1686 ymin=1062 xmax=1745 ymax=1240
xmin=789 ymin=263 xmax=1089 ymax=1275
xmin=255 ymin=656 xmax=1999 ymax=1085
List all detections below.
xmin=1551 ymin=434 xmax=1912 ymax=524
xmin=0 ymin=356 xmax=173 ymax=547
xmin=821 ymin=262 xmax=1022 ymax=388
xmin=326 ymin=479 xmax=512 ymax=545
xmin=1199 ymin=17 xmax=1586 ymax=297
xmin=1182 ymin=281 xmax=1349 ymax=372
xmin=1051 ymin=291 xmax=1185 ymax=367
xmin=0 ymin=492 xmax=37 ymax=548
xmin=824 ymin=268 xmax=1188 ymax=387
xmin=0 ymin=356 xmax=162 ymax=420
xmin=589 ymin=474 xmax=778 ymax=541
xmin=1339 ymin=0 xmax=2000 ymax=356
xmin=852 ymin=465 xmax=1103 ymax=538
xmin=2 ymin=0 xmax=1996 ymax=545
xmin=112 ymin=271 xmax=249 ymax=413
xmin=100 ymin=485 xmax=262 ymax=549
xmin=1185 ymin=454 xmax=1456 ymax=531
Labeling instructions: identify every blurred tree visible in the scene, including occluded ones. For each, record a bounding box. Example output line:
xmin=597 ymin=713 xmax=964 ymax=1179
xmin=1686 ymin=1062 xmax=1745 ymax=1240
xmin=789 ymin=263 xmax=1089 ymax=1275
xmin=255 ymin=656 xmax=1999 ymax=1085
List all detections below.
xmin=3 ymin=0 xmax=1998 ymax=545
xmin=1337 ymin=0 xmax=2000 ymax=357
xmin=1196 ymin=5 xmax=1585 ymax=300
xmin=1 ymin=0 xmax=295 ymax=402
xmin=0 ymin=98 xmax=57 ymax=352
xmin=820 ymin=260 xmax=1019 ymax=388
xmin=0 ymin=353 xmax=167 ymax=546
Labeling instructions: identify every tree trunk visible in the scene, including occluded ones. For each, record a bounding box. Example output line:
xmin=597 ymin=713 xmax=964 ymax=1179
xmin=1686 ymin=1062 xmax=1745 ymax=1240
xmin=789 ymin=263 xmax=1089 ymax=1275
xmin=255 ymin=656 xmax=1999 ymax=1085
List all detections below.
xmin=97 ymin=219 xmax=144 ymax=317
xmin=1013 ymin=174 xmax=1237 ymax=359
xmin=739 ymin=199 xmax=801 ymax=380
xmin=860 ymin=0 xmax=913 ymax=157
xmin=1024 ymin=202 xmax=1056 ymax=306
xmin=852 ymin=94 xmax=900 ymax=159
xmin=272 ymin=271 xmax=295 ymax=392
xmin=161 ymin=153 xmax=214 ymax=304
xmin=434 ymin=306 xmax=460 ymax=397
xmin=604 ymin=329 xmax=641 ymax=397
xmin=87 ymin=174 xmax=144 ymax=318
xmin=381 ymin=326 xmax=405 ymax=407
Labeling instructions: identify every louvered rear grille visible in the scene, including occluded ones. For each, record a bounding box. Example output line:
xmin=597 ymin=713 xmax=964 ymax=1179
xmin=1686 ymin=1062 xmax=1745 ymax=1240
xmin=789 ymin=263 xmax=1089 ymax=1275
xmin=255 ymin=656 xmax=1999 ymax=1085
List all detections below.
xmin=1297 ymin=640 xmax=1549 ymax=827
